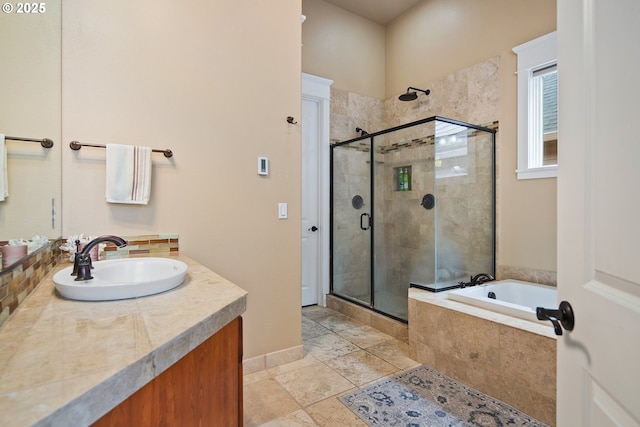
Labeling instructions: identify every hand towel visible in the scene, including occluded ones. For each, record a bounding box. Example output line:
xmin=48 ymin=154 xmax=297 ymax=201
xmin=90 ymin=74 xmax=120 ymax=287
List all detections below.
xmin=106 ymin=143 xmax=152 ymax=205
xmin=0 ymin=134 xmax=8 ymax=202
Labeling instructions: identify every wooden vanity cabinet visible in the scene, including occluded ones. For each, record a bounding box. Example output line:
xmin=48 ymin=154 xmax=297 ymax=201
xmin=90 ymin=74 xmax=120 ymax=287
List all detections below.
xmin=92 ymin=317 xmax=243 ymax=427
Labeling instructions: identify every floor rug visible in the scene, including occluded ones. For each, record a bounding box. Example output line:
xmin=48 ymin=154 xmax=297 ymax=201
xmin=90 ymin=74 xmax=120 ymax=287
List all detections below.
xmin=339 ymin=365 xmax=549 ymax=427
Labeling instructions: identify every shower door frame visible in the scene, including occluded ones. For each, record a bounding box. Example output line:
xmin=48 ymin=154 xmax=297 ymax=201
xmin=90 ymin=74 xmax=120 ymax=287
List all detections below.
xmin=330 ymin=116 xmax=497 ymax=322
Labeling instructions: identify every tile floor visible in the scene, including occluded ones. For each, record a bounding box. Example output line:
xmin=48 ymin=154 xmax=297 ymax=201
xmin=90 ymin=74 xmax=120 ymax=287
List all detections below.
xmin=243 ymin=305 xmax=419 ymax=427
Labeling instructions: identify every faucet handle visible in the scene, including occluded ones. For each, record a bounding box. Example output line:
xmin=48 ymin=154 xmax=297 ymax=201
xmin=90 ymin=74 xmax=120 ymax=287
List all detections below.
xmin=71 ymin=253 xmax=80 ymax=276
xmin=470 ymin=273 xmax=495 ymax=286
xmin=74 ymin=253 xmax=94 ymax=281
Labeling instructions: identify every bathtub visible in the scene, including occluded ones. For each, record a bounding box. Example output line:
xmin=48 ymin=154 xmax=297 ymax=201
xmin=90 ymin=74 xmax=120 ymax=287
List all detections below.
xmin=447 ymin=279 xmax=557 ymax=324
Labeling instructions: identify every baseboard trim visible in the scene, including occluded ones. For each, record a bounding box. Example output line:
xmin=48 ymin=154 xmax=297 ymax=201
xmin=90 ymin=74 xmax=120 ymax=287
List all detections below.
xmin=243 ymin=345 xmax=304 ymax=375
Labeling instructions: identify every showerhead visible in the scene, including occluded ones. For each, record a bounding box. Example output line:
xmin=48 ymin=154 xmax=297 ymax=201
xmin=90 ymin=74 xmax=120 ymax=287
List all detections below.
xmin=399 ymin=92 xmax=418 ymax=101
xmin=399 ymin=87 xmax=430 ymax=101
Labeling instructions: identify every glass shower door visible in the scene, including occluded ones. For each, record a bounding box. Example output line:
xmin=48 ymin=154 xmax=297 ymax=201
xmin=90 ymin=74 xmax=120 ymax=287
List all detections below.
xmin=331 ymin=140 xmax=372 ymax=306
xmin=373 ymin=121 xmax=436 ymax=321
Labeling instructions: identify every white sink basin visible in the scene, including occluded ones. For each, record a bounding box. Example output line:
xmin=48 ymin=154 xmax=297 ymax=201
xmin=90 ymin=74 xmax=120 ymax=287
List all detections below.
xmin=53 ymin=257 xmax=188 ymax=301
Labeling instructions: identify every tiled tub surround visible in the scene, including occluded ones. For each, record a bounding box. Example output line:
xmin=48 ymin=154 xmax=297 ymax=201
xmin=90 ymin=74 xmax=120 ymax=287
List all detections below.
xmin=497 ymin=264 xmax=557 ymax=287
xmin=408 ymin=288 xmax=556 ymax=426
xmin=0 ymin=253 xmax=247 ymax=427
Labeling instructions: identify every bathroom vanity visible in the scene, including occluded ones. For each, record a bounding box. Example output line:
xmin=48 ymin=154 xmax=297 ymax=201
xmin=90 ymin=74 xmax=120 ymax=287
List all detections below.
xmin=0 ymin=254 xmax=247 ymax=427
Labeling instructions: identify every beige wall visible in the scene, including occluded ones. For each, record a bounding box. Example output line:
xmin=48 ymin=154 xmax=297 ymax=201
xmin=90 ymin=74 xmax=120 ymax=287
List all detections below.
xmin=302 ymin=0 xmax=386 ymax=99
xmin=385 ymin=0 xmax=557 ymax=97
xmin=0 ymin=1 xmax=62 ymax=240
xmin=498 ymin=54 xmax=557 ymax=273
xmin=62 ymin=1 xmax=302 ymax=359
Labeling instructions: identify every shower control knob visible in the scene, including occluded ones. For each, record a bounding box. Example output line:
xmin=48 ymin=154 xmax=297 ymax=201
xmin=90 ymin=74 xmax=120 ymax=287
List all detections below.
xmin=308 ymin=226 xmax=318 ymax=232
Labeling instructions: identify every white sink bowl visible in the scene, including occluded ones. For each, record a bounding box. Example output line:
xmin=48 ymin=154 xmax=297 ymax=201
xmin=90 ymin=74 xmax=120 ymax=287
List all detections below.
xmin=53 ymin=257 xmax=188 ymax=301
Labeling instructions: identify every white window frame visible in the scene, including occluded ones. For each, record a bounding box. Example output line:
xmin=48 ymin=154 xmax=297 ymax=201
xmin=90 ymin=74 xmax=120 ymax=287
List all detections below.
xmin=513 ymin=31 xmax=557 ymax=180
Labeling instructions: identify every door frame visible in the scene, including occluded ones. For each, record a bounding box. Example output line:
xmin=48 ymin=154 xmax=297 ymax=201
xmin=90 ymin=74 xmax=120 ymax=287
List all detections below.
xmin=302 ymin=73 xmax=332 ymax=306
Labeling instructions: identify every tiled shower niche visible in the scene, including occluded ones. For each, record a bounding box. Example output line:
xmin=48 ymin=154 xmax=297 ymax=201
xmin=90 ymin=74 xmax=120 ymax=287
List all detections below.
xmin=394 ymin=166 xmax=412 ymax=192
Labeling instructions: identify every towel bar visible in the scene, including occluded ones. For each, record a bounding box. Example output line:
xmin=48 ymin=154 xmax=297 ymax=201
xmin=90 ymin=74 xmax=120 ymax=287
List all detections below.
xmin=5 ymin=136 xmax=54 ymax=148
xmin=69 ymin=141 xmax=173 ymax=158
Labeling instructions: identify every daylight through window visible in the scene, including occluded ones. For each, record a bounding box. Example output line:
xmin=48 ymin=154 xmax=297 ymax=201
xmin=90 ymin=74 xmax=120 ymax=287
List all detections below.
xmin=514 ymin=32 xmax=557 ymax=180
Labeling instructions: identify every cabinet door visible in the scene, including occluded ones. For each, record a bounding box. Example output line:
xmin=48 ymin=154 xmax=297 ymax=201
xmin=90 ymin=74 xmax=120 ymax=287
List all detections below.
xmin=93 ymin=317 xmax=243 ymax=427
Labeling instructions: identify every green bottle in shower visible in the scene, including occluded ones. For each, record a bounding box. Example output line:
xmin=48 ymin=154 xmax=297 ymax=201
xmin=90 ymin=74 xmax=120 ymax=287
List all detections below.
xmin=403 ymin=167 xmax=409 ymax=191
xmin=398 ymin=168 xmax=404 ymax=191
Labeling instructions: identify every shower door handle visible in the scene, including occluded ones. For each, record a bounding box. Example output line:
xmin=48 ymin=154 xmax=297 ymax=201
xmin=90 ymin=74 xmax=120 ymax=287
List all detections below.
xmin=360 ymin=213 xmax=371 ymax=231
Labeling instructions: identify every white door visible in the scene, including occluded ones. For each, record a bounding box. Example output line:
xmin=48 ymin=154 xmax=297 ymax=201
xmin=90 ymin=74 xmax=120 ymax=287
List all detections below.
xmin=301 ymin=73 xmax=332 ymax=307
xmin=301 ymin=97 xmax=320 ymax=306
xmin=557 ymin=0 xmax=640 ymax=425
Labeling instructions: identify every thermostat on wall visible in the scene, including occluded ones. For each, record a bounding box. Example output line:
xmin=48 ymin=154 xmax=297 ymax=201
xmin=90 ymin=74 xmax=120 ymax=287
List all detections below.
xmin=258 ymin=156 xmax=269 ymax=175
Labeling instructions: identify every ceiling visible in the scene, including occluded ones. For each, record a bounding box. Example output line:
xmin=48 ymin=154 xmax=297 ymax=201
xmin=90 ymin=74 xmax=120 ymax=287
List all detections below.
xmin=321 ymin=0 xmax=425 ymax=25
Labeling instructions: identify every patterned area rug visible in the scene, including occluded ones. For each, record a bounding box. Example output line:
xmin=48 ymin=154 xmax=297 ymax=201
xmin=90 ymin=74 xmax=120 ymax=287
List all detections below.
xmin=339 ymin=365 xmax=549 ymax=426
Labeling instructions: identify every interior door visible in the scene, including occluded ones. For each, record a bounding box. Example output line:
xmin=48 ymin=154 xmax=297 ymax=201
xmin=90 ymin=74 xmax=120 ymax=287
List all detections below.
xmin=557 ymin=0 xmax=640 ymax=425
xmin=301 ymin=98 xmax=319 ymax=306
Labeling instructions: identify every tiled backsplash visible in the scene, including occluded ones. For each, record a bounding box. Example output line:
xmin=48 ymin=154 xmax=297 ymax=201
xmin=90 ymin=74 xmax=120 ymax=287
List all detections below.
xmin=103 ymin=234 xmax=179 ymax=259
xmin=0 ymin=240 xmax=62 ymax=327
xmin=0 ymin=234 xmax=179 ymax=327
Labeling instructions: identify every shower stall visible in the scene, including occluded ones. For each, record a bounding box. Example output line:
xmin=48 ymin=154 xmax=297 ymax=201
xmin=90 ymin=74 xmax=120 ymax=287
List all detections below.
xmin=330 ymin=116 xmax=496 ymax=321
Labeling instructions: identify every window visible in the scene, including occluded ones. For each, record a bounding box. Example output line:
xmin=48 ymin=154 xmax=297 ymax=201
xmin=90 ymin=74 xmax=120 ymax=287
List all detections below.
xmin=513 ymin=32 xmax=557 ymax=179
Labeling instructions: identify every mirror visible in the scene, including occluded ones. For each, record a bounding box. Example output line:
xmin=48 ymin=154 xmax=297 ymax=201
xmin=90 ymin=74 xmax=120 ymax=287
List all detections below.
xmin=0 ymin=0 xmax=62 ymax=268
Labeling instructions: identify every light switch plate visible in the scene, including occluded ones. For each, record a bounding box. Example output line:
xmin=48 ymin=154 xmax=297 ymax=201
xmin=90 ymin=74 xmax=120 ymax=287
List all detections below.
xmin=278 ymin=203 xmax=288 ymax=219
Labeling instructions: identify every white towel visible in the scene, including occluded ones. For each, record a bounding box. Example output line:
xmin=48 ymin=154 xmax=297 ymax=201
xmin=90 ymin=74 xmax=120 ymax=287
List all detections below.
xmin=0 ymin=134 xmax=8 ymax=202
xmin=106 ymin=143 xmax=152 ymax=205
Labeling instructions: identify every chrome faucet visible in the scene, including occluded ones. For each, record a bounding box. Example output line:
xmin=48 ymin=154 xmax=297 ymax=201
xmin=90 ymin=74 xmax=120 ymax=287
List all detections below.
xmin=458 ymin=273 xmax=495 ymax=288
xmin=71 ymin=235 xmax=127 ymax=281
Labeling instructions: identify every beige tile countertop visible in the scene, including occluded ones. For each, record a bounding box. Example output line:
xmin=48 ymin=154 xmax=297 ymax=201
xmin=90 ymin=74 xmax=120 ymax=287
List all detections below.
xmin=0 ymin=254 xmax=248 ymax=427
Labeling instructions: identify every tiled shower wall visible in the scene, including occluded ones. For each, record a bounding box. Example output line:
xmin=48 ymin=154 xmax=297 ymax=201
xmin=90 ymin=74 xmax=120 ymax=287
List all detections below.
xmin=332 ymin=123 xmax=495 ymax=320
xmin=383 ymin=57 xmax=500 ymax=129
xmin=330 ymin=57 xmax=502 ymax=319
xmin=330 ymin=57 xmax=555 ymax=308
xmin=330 ymin=89 xmax=385 ymax=142
xmin=330 ymin=56 xmax=500 ymax=143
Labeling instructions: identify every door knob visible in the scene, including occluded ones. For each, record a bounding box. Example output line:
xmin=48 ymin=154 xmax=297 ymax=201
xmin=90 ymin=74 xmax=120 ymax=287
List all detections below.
xmin=536 ymin=301 xmax=575 ymax=336
xmin=308 ymin=226 xmax=318 ymax=232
